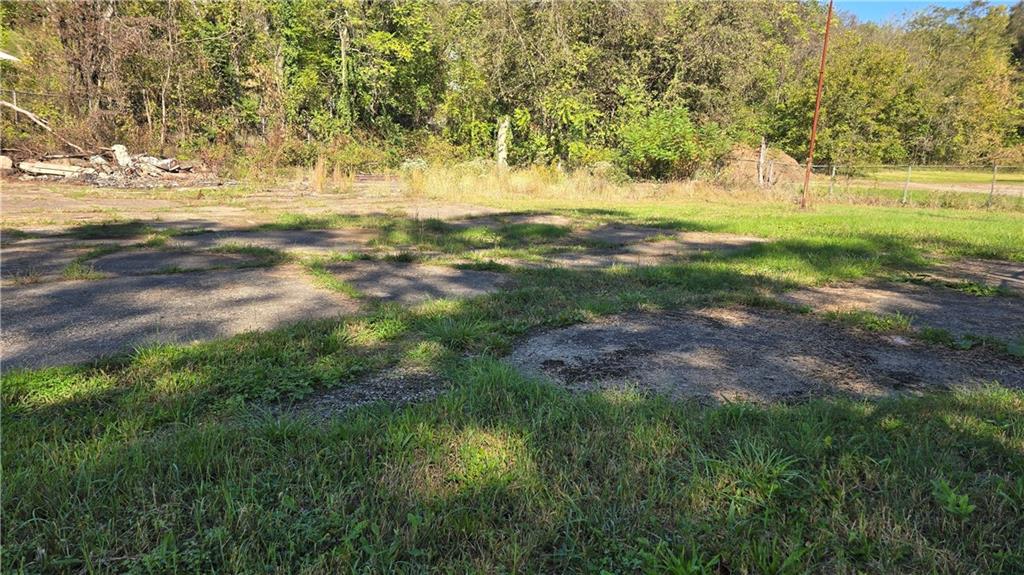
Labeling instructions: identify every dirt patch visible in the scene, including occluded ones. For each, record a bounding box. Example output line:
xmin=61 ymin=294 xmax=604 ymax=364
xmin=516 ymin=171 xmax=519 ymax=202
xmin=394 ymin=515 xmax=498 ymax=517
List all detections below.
xmin=325 ymin=261 xmax=509 ymax=304
xmin=449 ymin=213 xmax=574 ymax=230
xmin=91 ymin=250 xmax=263 ymax=276
xmin=294 ymin=369 xmax=447 ymax=420
xmin=168 ymin=228 xmax=377 ymax=254
xmin=923 ymin=259 xmax=1024 ymax=296
xmin=508 ymin=307 xmax=1023 ymax=404
xmin=1 ymin=245 xmax=88 ymax=281
xmin=779 ymin=281 xmax=1024 ymax=341
xmin=577 ymin=223 xmax=669 ymax=246
xmin=1 ymin=266 xmax=359 ymax=370
xmin=511 ymin=231 xmax=764 ymax=270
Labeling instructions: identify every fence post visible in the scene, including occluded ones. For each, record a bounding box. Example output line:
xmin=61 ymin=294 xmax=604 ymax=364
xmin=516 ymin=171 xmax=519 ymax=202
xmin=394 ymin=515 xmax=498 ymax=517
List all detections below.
xmin=828 ymin=165 xmax=836 ymax=196
xmin=985 ymin=165 xmax=997 ymax=207
xmin=901 ymin=165 xmax=912 ymax=205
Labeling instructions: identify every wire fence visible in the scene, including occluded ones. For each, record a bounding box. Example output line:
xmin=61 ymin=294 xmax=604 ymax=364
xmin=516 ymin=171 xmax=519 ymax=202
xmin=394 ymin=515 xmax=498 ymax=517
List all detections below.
xmin=808 ymin=163 xmax=1024 ymax=209
xmin=729 ymin=157 xmax=1024 ymax=210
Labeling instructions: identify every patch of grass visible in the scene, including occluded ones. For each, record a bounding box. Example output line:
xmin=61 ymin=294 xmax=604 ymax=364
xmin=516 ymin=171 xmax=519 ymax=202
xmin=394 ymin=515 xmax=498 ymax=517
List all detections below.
xmin=382 ymin=250 xmax=419 ymax=263
xmin=60 ymin=260 xmax=106 ymax=280
xmin=454 ymin=260 xmax=512 ymax=272
xmin=65 ymin=220 xmax=151 ymax=239
xmin=5 ymin=357 xmax=1024 ymax=573
xmin=302 ymin=259 xmax=363 ymax=298
xmin=916 ymin=327 xmax=1024 ymax=358
xmin=825 ymin=310 xmax=914 ymax=332
xmin=208 ymin=243 xmax=289 ymax=267
xmin=6 ymin=181 xmax=1024 ymax=573
xmin=0 ymin=227 xmax=31 ymax=246
xmin=893 ymin=273 xmax=1015 ymax=298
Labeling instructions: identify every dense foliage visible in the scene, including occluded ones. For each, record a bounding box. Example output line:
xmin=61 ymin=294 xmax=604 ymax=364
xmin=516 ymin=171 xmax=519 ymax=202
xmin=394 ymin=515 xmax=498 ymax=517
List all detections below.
xmin=1 ymin=0 xmax=1023 ymax=175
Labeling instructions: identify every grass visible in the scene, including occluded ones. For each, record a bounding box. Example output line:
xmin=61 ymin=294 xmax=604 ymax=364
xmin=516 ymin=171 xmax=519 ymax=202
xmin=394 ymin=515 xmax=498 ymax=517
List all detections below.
xmin=5 ymin=358 xmax=1024 ymax=573
xmin=4 ymin=171 xmax=1024 ymax=573
xmin=825 ymin=309 xmax=915 ymax=333
xmin=864 ymin=167 xmax=1024 ymax=185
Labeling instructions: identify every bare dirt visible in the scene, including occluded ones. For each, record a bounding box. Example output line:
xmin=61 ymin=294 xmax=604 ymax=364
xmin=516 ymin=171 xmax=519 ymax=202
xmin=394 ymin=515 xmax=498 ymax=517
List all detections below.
xmin=91 ymin=250 xmax=263 ymax=276
xmin=718 ymin=145 xmax=803 ymax=189
xmin=168 ymin=228 xmax=378 ymax=254
xmin=0 ymin=180 xmax=496 ymax=231
xmin=519 ymin=229 xmax=765 ymax=270
xmin=325 ymin=261 xmax=510 ymax=304
xmin=925 ymin=258 xmax=1024 ymax=296
xmin=0 ymin=266 xmax=359 ymax=370
xmin=779 ymin=280 xmax=1024 ymax=341
xmin=508 ymin=307 xmax=1024 ymax=404
xmin=295 ymin=368 xmax=447 ymax=419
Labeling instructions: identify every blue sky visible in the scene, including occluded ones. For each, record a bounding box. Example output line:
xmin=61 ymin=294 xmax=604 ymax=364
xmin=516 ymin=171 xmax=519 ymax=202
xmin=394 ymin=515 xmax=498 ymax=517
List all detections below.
xmin=835 ymin=0 xmax=1017 ymax=23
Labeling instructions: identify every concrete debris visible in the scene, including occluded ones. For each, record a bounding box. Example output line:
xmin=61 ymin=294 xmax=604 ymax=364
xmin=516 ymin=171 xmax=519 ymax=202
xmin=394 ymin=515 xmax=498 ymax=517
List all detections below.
xmin=137 ymin=155 xmax=180 ymax=172
xmin=17 ymin=161 xmax=90 ymax=177
xmin=111 ymin=144 xmax=133 ymax=167
xmin=6 ymin=144 xmax=214 ymax=188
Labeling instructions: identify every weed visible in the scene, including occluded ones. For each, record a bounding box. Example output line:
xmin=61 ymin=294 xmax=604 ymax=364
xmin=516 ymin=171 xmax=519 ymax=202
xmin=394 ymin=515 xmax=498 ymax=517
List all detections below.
xmin=454 ymin=260 xmax=511 ymax=272
xmin=825 ymin=310 xmax=914 ymax=332
xmin=61 ymin=260 xmax=105 ymax=280
xmin=303 ymin=260 xmax=362 ymax=298
xmin=932 ymin=478 xmax=975 ymax=518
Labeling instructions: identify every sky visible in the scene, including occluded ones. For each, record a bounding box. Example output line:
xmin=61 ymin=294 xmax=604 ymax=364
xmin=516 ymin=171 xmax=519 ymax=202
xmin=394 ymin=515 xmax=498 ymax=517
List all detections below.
xmin=835 ymin=0 xmax=1017 ymax=23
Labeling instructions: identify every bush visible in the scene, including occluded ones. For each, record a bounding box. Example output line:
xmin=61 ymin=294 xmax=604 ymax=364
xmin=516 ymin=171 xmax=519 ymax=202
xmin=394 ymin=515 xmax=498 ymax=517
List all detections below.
xmin=617 ymin=106 xmax=699 ymax=179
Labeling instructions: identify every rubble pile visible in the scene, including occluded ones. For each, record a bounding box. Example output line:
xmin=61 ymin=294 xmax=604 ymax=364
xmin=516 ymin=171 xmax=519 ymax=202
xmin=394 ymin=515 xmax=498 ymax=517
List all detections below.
xmin=1 ymin=144 xmax=221 ymax=188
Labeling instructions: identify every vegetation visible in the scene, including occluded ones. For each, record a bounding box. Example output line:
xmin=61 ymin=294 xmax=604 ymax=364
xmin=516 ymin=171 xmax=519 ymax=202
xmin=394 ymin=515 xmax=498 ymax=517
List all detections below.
xmin=2 ymin=1 xmax=1023 ymax=176
xmin=5 ymin=190 xmax=1024 ymax=572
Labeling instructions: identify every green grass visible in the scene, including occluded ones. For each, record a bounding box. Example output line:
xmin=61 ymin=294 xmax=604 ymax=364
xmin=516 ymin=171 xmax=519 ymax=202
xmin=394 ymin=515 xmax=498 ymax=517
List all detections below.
xmin=302 ymin=259 xmax=364 ymax=298
xmin=825 ymin=310 xmax=915 ymax=332
xmin=5 ymin=194 xmax=1024 ymax=573
xmin=60 ymin=260 xmax=106 ymax=280
xmin=864 ymin=167 xmax=1024 ymax=185
xmin=5 ymin=358 xmax=1023 ymax=573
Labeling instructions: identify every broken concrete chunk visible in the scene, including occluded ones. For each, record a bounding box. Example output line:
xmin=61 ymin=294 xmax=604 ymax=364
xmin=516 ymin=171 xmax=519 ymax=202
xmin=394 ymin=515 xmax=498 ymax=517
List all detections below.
xmin=137 ymin=155 xmax=180 ymax=172
xmin=136 ymin=162 xmax=163 ymax=177
xmin=0 ymin=155 xmax=12 ymax=171
xmin=17 ymin=161 xmax=85 ymax=176
xmin=89 ymin=155 xmax=109 ymax=166
xmin=111 ymin=144 xmax=133 ymax=167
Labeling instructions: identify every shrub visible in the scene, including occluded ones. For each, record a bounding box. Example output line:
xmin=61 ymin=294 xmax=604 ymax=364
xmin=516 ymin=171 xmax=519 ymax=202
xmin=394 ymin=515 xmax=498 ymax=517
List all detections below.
xmin=617 ymin=106 xmax=699 ymax=179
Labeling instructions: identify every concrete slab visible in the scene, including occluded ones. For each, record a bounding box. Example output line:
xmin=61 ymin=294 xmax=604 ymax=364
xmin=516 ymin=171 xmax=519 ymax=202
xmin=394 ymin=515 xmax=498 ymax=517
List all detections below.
xmin=1 ymin=245 xmax=85 ymax=280
xmin=167 ymin=229 xmax=376 ymax=254
xmin=779 ymin=281 xmax=1024 ymax=341
xmin=508 ymin=307 xmax=1024 ymax=404
xmin=325 ymin=261 xmax=508 ymax=304
xmin=1 ymin=266 xmax=359 ymax=370
xmin=91 ymin=250 xmax=262 ymax=275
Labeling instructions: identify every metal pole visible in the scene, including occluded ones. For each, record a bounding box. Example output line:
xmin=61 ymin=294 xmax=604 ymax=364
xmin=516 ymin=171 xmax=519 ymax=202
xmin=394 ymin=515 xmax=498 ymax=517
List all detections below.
xmin=986 ymin=165 xmax=997 ymax=207
xmin=801 ymin=0 xmax=834 ymax=210
xmin=901 ymin=165 xmax=912 ymax=205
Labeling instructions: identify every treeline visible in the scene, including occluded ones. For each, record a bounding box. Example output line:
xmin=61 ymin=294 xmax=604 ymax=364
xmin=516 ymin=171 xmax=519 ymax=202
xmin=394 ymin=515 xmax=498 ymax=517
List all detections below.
xmin=2 ymin=0 xmax=1023 ymax=176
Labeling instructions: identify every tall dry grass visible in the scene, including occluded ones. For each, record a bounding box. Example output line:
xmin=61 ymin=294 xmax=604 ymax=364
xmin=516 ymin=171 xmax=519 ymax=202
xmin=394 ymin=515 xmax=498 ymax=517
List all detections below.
xmin=399 ymin=164 xmax=1023 ymax=211
xmin=401 ymin=164 xmax=802 ymax=206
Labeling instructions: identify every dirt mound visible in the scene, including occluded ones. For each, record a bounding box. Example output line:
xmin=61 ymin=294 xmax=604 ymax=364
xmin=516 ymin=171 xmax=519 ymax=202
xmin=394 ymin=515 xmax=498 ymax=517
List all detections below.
xmin=507 ymin=307 xmax=1023 ymax=404
xmin=718 ymin=145 xmax=803 ymax=188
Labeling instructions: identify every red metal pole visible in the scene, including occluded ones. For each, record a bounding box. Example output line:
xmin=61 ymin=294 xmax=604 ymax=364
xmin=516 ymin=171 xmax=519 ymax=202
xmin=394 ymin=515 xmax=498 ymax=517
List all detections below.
xmin=801 ymin=0 xmax=834 ymax=209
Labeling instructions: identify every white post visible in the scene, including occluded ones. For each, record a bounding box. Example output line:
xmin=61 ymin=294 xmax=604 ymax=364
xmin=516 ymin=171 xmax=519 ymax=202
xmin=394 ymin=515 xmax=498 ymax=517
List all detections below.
xmin=901 ymin=165 xmax=912 ymax=205
xmin=986 ymin=165 xmax=997 ymax=207
xmin=495 ymin=116 xmax=510 ymax=168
